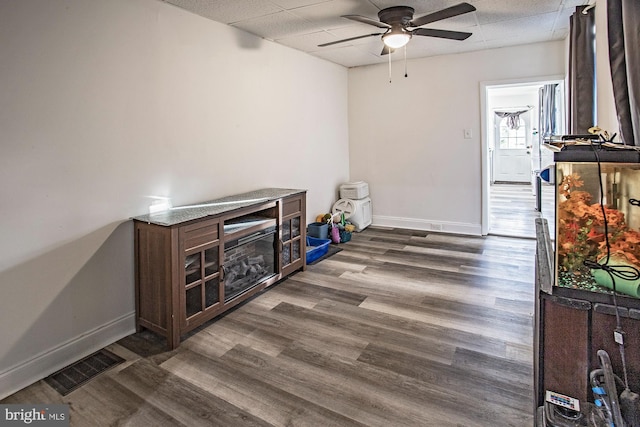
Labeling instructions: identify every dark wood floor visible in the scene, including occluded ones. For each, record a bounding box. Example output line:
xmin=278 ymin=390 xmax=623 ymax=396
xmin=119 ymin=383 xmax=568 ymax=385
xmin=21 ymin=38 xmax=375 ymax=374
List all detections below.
xmin=3 ymin=227 xmax=537 ymax=426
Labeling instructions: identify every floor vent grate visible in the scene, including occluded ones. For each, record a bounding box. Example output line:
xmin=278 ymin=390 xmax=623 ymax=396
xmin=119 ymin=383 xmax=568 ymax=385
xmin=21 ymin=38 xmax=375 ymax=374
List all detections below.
xmin=44 ymin=349 xmax=124 ymax=396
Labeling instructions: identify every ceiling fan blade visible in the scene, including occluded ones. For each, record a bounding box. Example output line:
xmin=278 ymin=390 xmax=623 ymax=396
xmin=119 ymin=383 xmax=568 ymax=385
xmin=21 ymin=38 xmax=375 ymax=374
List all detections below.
xmin=413 ymin=28 xmax=472 ymax=41
xmin=409 ymin=2 xmax=476 ymax=27
xmin=318 ymin=33 xmax=383 ymax=47
xmin=381 ymin=45 xmax=395 ymax=55
xmin=342 ymin=14 xmax=391 ymax=29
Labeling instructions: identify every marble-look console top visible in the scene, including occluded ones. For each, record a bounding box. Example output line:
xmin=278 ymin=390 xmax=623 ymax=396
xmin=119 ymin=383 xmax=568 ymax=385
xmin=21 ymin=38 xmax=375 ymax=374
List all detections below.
xmin=132 ymin=188 xmax=306 ymax=226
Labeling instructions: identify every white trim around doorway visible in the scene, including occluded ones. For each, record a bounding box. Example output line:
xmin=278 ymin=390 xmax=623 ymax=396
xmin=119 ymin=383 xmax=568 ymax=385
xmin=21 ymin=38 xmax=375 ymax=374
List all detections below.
xmin=480 ymin=75 xmax=565 ymax=235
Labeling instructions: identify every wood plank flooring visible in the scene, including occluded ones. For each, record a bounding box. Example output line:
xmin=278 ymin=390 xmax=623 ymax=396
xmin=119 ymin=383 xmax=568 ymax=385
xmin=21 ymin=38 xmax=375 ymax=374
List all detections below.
xmin=489 ymin=183 xmax=555 ymax=239
xmin=3 ymin=227 xmax=537 ymax=426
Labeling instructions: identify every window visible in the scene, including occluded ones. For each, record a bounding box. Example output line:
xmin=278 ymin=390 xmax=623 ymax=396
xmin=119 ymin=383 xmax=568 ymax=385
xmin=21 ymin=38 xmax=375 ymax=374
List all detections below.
xmin=499 ymin=117 xmax=527 ymax=149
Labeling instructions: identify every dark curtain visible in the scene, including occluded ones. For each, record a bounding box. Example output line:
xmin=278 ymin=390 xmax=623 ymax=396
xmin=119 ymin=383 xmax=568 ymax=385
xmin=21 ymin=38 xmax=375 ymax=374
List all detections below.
xmin=539 ymin=84 xmax=558 ymax=139
xmin=607 ymin=0 xmax=640 ymax=145
xmin=568 ymin=6 xmax=596 ymax=134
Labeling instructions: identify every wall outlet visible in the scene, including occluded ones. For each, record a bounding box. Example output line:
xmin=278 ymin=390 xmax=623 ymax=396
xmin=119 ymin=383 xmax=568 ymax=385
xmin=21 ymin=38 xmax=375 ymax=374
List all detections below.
xmin=464 ymin=129 xmax=472 ymax=139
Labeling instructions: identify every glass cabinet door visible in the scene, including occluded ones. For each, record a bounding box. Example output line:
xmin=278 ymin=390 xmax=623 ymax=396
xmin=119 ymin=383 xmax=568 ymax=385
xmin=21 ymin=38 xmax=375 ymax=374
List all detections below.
xmin=281 ymin=216 xmax=302 ymax=268
xmin=184 ymin=245 xmax=220 ymax=321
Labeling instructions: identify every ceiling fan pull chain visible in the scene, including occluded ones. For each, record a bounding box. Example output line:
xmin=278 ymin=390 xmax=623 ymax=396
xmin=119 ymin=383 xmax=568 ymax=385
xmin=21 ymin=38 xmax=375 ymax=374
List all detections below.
xmin=404 ymin=45 xmax=408 ymax=78
xmin=388 ymin=50 xmax=392 ymax=83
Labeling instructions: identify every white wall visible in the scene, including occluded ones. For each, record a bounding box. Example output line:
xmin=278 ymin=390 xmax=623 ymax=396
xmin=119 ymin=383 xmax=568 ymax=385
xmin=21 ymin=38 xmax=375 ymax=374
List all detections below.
xmin=0 ymin=0 xmax=349 ymax=398
xmin=348 ymin=41 xmax=566 ymax=234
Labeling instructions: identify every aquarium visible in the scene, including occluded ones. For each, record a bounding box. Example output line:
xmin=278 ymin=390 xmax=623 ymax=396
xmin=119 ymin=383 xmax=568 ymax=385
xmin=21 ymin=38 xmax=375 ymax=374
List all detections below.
xmin=555 ymin=161 xmax=640 ymax=298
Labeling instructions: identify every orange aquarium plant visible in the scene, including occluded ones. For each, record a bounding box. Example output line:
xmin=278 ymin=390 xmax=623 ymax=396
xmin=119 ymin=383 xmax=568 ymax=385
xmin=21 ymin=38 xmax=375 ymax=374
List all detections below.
xmin=557 ymin=172 xmax=640 ymax=272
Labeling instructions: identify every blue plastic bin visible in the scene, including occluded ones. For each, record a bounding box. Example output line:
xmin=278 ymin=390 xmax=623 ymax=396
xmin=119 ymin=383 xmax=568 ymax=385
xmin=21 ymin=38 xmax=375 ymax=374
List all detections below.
xmin=308 ymin=222 xmax=329 ymax=240
xmin=306 ymin=236 xmax=331 ymax=264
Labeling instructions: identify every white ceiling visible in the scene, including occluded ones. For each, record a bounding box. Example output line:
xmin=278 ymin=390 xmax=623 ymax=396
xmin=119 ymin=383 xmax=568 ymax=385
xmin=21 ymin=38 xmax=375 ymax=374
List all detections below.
xmin=160 ymin=0 xmax=590 ymax=68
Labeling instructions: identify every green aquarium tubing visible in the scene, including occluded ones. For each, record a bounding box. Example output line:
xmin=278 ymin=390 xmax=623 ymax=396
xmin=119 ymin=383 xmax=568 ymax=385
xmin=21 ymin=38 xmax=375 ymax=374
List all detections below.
xmin=590 ymin=255 xmax=640 ymax=298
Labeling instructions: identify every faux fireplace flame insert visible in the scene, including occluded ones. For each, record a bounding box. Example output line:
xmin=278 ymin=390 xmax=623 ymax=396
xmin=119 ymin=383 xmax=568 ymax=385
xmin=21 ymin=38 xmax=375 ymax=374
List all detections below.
xmin=223 ymin=215 xmax=277 ymax=302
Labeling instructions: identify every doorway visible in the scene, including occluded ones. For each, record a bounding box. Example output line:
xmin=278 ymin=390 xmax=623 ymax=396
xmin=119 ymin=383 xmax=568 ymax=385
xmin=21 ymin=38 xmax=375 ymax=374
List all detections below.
xmin=493 ymin=111 xmax=532 ymax=183
xmin=481 ymin=77 xmax=565 ymax=237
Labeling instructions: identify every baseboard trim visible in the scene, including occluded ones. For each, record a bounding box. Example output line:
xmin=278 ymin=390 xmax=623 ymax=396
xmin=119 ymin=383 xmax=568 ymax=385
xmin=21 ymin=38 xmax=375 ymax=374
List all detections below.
xmin=0 ymin=312 xmax=136 ymax=400
xmin=372 ymin=215 xmax=482 ymax=236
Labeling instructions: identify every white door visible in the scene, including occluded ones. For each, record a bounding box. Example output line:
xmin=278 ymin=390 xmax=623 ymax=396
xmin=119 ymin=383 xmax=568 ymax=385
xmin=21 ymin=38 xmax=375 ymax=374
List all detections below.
xmin=493 ymin=113 xmax=532 ymax=183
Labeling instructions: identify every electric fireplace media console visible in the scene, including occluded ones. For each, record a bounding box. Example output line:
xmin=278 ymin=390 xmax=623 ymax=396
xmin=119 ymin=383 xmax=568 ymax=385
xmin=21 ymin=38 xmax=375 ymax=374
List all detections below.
xmin=132 ymin=188 xmax=306 ymax=349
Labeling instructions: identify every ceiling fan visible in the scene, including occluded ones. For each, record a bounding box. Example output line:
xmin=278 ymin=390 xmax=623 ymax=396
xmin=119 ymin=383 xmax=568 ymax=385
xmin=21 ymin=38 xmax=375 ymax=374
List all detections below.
xmin=318 ymin=2 xmax=476 ymax=55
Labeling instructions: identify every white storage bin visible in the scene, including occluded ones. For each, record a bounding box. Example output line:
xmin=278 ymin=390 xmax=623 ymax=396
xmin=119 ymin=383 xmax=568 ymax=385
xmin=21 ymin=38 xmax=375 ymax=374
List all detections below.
xmin=332 ymin=197 xmax=372 ymax=232
xmin=339 ymin=181 xmax=369 ymax=200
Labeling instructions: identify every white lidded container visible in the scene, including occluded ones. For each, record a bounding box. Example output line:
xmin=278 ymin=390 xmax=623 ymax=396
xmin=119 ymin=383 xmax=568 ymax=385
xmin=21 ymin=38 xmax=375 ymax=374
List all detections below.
xmin=339 ymin=181 xmax=369 ymax=200
xmin=332 ymin=197 xmax=372 ymax=232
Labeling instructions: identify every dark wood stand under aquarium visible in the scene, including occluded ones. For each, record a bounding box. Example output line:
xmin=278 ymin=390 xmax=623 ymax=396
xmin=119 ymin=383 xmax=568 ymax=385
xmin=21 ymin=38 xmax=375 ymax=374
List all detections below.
xmin=536 ymin=219 xmax=640 ymax=405
xmin=132 ymin=188 xmax=306 ymax=349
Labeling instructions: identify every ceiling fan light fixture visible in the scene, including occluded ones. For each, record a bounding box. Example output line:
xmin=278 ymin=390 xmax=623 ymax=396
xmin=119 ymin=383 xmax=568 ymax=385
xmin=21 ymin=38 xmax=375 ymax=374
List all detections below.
xmin=382 ymin=31 xmax=411 ymax=49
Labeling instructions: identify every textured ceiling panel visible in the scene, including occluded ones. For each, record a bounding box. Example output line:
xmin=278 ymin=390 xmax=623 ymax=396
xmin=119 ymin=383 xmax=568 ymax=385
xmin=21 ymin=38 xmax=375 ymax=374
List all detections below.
xmin=163 ymin=0 xmax=282 ymax=23
xmin=270 ymin=0 xmax=333 ymax=9
xmin=554 ymin=6 xmax=578 ymax=30
xmin=158 ymin=0 xmax=591 ymax=68
xmin=232 ymin=11 xmax=316 ymax=39
xmin=473 ymin=0 xmax=565 ymax=24
xmin=275 ymin=31 xmax=339 ymax=54
xmin=313 ymin=44 xmax=382 ymax=67
xmin=480 ymin=12 xmax=557 ymax=41
xmin=290 ymin=0 xmax=381 ymax=29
